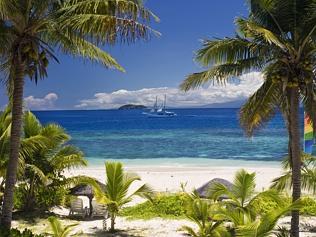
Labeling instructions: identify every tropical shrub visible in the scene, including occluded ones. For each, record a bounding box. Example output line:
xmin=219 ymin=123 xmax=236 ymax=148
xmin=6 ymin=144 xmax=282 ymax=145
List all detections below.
xmin=272 ymin=154 xmax=316 ymax=194
xmin=208 ymin=169 xmax=284 ymax=221
xmin=182 ymin=194 xmax=230 ymax=237
xmin=0 ymin=228 xmax=43 ymax=237
xmin=1 ymin=109 xmax=87 ymax=211
xmin=121 ymin=193 xmax=188 ymax=219
xmin=206 ymin=170 xmax=300 ymax=237
xmin=300 ymin=196 xmax=316 ymax=216
xmin=46 ymin=216 xmax=80 ymax=237
xmin=93 ymin=162 xmax=154 ymax=232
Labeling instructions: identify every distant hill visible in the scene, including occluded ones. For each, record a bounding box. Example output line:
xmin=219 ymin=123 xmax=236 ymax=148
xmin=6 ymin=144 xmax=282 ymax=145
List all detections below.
xmin=200 ymin=99 xmax=246 ymax=108
xmin=118 ymin=104 xmax=147 ymax=110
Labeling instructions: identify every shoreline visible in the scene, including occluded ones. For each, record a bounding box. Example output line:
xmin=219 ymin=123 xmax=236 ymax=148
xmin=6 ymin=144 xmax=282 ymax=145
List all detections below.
xmin=85 ymin=157 xmax=282 ymax=168
xmin=67 ymin=158 xmax=283 ymax=193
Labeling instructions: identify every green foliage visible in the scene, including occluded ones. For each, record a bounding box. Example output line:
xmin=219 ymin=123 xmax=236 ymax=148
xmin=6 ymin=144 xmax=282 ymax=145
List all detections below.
xmin=90 ymin=161 xmax=153 ymax=231
xmin=47 ymin=216 xmax=80 ymax=237
xmin=182 ymin=194 xmax=230 ymax=237
xmin=206 ymin=170 xmax=302 ymax=237
xmin=251 ymin=196 xmax=291 ymax=215
xmin=0 ymin=228 xmax=43 ymax=237
xmin=1 ymin=109 xmax=87 ymax=212
xmin=252 ymin=195 xmax=316 ymax=217
xmin=208 ymin=169 xmax=284 ymax=222
xmin=35 ymin=184 xmax=69 ymax=210
xmin=271 ymin=154 xmax=316 ymax=194
xmin=120 ymin=193 xmax=188 ymax=219
xmin=300 ymin=196 xmax=316 ymax=216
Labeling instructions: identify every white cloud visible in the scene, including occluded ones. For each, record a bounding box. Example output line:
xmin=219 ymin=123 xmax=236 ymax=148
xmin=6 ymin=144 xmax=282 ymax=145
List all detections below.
xmin=76 ymin=72 xmax=264 ymax=109
xmin=24 ymin=93 xmax=58 ymax=110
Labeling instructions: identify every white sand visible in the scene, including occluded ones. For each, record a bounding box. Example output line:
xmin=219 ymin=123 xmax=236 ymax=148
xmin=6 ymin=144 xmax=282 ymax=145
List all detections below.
xmin=66 ymin=162 xmax=283 ymax=193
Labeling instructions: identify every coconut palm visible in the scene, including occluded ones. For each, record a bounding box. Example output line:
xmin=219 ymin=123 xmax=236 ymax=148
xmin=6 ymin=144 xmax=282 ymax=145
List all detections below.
xmin=19 ymin=111 xmax=87 ymax=211
xmin=92 ymin=161 xmax=153 ymax=232
xmin=180 ymin=1 xmax=316 ymax=235
xmin=271 ymin=153 xmax=316 ymax=194
xmin=47 ymin=216 xmax=80 ymax=237
xmin=0 ymin=0 xmax=158 ymax=228
xmin=0 ymin=107 xmax=48 ymax=193
xmin=0 ymin=109 xmax=87 ymax=211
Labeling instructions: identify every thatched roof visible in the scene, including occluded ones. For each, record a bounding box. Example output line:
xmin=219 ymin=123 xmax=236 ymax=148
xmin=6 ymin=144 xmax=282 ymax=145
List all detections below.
xmin=195 ymin=178 xmax=233 ymax=199
xmin=69 ymin=181 xmax=106 ymax=198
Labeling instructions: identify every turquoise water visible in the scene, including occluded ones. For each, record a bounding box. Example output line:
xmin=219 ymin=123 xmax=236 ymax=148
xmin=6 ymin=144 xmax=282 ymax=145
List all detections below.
xmin=33 ymin=108 xmax=295 ymax=165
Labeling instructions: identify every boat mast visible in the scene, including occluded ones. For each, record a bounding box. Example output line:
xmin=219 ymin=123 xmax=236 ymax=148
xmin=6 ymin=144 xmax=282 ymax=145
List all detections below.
xmin=163 ymin=94 xmax=166 ymax=110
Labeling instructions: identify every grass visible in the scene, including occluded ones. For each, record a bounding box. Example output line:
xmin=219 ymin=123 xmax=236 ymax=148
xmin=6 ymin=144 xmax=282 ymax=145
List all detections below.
xmin=120 ymin=193 xmax=189 ymax=220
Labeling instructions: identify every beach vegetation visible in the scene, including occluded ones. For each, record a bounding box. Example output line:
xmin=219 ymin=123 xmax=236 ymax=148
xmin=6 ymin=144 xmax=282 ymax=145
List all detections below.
xmin=92 ymin=161 xmax=154 ymax=232
xmin=204 ymin=170 xmax=300 ymax=237
xmin=46 ymin=216 xmax=80 ymax=237
xmin=271 ymin=153 xmax=316 ymax=194
xmin=181 ymin=193 xmax=230 ymax=237
xmin=180 ymin=1 xmax=316 ymax=235
xmin=0 ymin=228 xmax=44 ymax=237
xmin=121 ymin=192 xmax=189 ymax=219
xmin=0 ymin=108 xmax=87 ymax=212
xmin=208 ymin=169 xmax=285 ymax=220
xmin=0 ymin=0 xmax=158 ymax=229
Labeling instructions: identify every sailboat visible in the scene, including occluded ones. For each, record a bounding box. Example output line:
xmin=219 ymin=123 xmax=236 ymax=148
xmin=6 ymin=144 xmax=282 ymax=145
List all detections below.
xmin=143 ymin=95 xmax=177 ymax=118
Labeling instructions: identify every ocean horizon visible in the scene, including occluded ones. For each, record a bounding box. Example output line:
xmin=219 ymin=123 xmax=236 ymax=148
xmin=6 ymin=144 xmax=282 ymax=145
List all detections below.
xmin=32 ymin=108 xmax=301 ymax=166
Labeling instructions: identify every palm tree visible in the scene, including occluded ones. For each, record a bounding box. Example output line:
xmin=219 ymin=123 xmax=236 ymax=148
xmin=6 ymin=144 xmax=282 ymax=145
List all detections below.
xmin=208 ymin=170 xmax=283 ymax=222
xmin=180 ymin=1 xmax=316 ymax=235
xmin=0 ymin=0 xmax=158 ymax=228
xmin=93 ymin=161 xmax=153 ymax=232
xmin=271 ymin=153 xmax=316 ymax=194
xmin=208 ymin=170 xmax=300 ymax=237
xmin=234 ymin=203 xmax=300 ymax=237
xmin=19 ymin=111 xmax=87 ymax=211
xmin=0 ymin=107 xmax=48 ymax=194
xmin=0 ymin=108 xmax=87 ymax=211
xmin=182 ymin=193 xmax=231 ymax=237
xmin=47 ymin=216 xmax=80 ymax=237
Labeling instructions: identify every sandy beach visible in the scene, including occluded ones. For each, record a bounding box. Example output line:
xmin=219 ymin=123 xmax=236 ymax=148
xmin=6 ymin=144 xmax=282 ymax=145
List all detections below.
xmin=66 ymin=160 xmax=283 ymax=193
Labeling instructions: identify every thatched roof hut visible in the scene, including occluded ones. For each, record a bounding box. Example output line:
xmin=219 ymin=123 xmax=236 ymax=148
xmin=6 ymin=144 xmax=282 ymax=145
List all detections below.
xmin=69 ymin=180 xmax=106 ymax=198
xmin=196 ymin=178 xmax=233 ymax=200
xmin=69 ymin=181 xmax=106 ymax=216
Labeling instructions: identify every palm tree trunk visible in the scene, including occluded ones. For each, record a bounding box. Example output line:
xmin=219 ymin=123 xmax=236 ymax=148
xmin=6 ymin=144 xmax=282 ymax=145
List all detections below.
xmin=288 ymin=87 xmax=301 ymax=237
xmin=110 ymin=214 xmax=116 ymax=232
xmin=0 ymin=59 xmax=25 ymax=229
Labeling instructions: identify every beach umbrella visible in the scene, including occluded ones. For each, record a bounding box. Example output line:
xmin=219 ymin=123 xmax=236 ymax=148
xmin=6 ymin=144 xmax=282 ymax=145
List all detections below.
xmin=196 ymin=178 xmax=233 ymax=200
xmin=69 ymin=181 xmax=106 ymax=217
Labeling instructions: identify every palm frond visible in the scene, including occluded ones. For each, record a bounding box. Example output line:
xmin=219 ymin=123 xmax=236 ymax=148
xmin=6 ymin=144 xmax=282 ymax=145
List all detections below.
xmin=23 ymin=111 xmax=42 ymax=138
xmin=195 ymin=37 xmax=254 ymax=66
xmin=50 ymin=145 xmax=87 ymax=171
xmin=236 ymin=17 xmax=287 ymax=50
xmin=232 ymin=169 xmax=256 ymax=207
xmin=25 ymin=164 xmax=48 ymax=184
xmin=50 ymin=29 xmax=125 ymax=71
xmin=180 ymin=58 xmax=260 ymax=91
xmin=240 ymin=79 xmax=281 ymax=136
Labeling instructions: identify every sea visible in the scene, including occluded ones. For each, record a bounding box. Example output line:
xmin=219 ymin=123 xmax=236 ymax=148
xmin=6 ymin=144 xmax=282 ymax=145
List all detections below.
xmin=33 ymin=108 xmax=301 ymax=167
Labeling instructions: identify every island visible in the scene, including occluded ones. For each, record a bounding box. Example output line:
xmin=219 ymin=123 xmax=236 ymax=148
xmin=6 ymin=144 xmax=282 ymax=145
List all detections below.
xmin=118 ymin=104 xmax=147 ymax=110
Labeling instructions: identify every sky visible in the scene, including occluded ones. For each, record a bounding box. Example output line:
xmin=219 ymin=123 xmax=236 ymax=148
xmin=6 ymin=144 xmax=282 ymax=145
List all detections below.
xmin=0 ymin=0 xmax=264 ymax=110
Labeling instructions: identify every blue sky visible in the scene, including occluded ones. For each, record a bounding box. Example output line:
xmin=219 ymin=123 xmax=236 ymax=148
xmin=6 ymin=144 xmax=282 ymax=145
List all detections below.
xmin=0 ymin=0 xmax=264 ymax=110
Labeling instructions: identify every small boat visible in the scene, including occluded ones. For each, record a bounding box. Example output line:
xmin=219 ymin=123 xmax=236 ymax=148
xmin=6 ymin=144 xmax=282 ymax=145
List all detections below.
xmin=143 ymin=95 xmax=177 ymax=118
